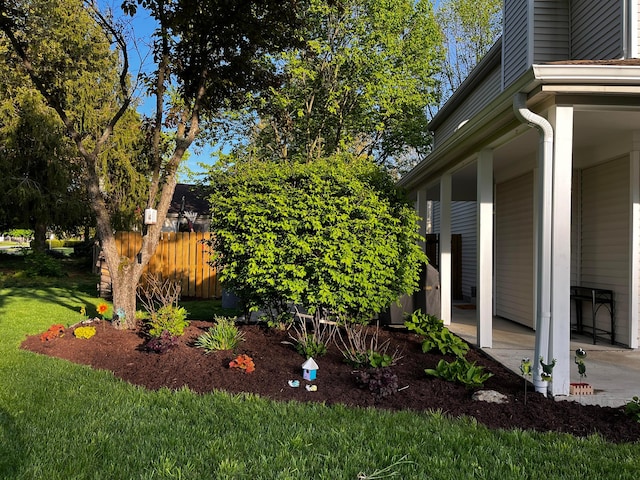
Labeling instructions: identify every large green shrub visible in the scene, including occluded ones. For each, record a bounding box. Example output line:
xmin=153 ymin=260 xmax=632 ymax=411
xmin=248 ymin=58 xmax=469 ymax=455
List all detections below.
xmin=206 ymin=154 xmax=427 ymax=321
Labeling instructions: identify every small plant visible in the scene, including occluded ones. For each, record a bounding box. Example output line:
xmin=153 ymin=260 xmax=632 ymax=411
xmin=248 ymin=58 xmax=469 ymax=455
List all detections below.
xmin=25 ymin=251 xmax=64 ymax=277
xmin=520 ymin=357 xmax=532 ymax=405
xmin=195 ymin=316 xmax=245 ymax=352
xmin=229 ymin=354 xmax=255 ymax=373
xmin=354 ymin=368 xmax=399 ymax=399
xmin=404 ymin=310 xmax=469 ymax=357
xmin=145 ymin=330 xmax=179 ymax=354
xmin=425 ymin=358 xmax=493 ymax=388
xmin=147 ymin=305 xmax=189 ymax=338
xmin=40 ymin=324 xmax=65 ymax=342
xmin=624 ymin=396 xmax=640 ymax=423
xmin=337 ymin=321 xmax=402 ymax=368
xmin=289 ymin=307 xmax=336 ymax=358
xmin=73 ymin=326 xmax=96 ymax=339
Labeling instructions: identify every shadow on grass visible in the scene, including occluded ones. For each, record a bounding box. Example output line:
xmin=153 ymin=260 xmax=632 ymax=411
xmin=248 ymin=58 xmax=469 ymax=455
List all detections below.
xmin=0 ymin=407 xmax=26 ymax=478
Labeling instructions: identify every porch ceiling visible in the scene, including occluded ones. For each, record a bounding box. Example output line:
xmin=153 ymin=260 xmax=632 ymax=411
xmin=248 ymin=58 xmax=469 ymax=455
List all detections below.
xmin=427 ymin=106 xmax=640 ymax=201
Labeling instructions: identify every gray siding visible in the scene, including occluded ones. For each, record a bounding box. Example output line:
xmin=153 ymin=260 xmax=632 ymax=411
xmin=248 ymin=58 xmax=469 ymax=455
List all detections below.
xmin=434 ymin=66 xmax=502 ymax=148
xmin=495 ymin=172 xmax=535 ymax=328
xmin=580 ymin=157 xmax=630 ymax=345
xmin=451 ymin=202 xmax=478 ymax=302
xmin=571 ymin=0 xmax=623 ymax=59
xmin=503 ymin=0 xmax=529 ymax=87
xmin=533 ymin=0 xmax=570 ymax=62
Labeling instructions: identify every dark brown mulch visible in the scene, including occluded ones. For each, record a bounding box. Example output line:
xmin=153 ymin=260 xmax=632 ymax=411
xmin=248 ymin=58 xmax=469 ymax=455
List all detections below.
xmin=21 ymin=320 xmax=640 ymax=444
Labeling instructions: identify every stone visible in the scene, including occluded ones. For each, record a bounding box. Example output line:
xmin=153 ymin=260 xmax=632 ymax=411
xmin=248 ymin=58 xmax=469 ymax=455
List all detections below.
xmin=472 ymin=390 xmax=509 ymax=404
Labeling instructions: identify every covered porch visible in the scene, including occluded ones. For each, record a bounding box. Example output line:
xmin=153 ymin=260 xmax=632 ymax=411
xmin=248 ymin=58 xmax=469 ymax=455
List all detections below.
xmin=448 ymin=305 xmax=640 ymax=407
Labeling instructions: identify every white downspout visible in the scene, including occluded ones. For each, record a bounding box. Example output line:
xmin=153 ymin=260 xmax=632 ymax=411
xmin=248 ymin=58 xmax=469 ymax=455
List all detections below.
xmin=513 ymin=93 xmax=553 ymax=395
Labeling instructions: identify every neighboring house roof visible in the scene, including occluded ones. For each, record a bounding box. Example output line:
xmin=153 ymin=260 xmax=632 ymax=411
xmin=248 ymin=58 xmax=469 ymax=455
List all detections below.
xmin=168 ymin=184 xmax=210 ymax=215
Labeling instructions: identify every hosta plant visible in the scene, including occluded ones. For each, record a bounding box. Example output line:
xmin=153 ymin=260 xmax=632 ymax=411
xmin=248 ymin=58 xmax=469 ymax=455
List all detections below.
xmin=625 ymin=396 xmax=640 ymax=423
xmin=404 ymin=310 xmax=469 ymax=357
xmin=425 ymin=358 xmax=493 ymax=388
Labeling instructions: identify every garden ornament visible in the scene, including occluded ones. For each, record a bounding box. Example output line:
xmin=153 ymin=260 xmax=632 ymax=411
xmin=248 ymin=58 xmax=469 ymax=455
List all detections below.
xmin=575 ymin=348 xmax=587 ymax=379
xmin=302 ymin=357 xmax=319 ymax=381
xmin=539 ymin=357 xmax=557 ymax=382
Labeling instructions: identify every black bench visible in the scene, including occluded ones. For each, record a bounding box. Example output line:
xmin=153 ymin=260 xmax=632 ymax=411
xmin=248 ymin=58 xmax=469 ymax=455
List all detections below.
xmin=570 ymin=286 xmax=615 ymax=345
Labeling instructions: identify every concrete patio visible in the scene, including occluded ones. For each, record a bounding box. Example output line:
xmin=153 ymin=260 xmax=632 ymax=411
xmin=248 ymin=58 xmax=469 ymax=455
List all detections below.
xmin=447 ymin=304 xmax=640 ymax=408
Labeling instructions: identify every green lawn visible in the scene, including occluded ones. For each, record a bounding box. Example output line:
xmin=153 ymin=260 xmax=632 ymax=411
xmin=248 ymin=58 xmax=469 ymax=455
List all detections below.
xmin=0 ymin=269 xmax=639 ymax=478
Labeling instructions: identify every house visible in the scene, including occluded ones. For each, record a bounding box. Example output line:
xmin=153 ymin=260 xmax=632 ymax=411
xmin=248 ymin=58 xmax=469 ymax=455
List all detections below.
xmin=162 ymin=183 xmax=211 ymax=233
xmin=399 ymin=0 xmax=640 ymax=397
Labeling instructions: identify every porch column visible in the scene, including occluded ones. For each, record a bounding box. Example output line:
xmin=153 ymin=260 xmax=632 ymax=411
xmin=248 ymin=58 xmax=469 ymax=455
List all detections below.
xmin=440 ymin=174 xmax=452 ymax=325
xmin=549 ymin=105 xmax=573 ymax=396
xmin=416 ymin=186 xmax=428 ymax=252
xmin=477 ymin=149 xmax=494 ymax=348
xmin=629 ymin=132 xmax=640 ymax=349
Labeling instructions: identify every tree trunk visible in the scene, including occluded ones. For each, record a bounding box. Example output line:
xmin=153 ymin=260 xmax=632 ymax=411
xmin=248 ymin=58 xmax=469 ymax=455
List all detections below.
xmin=32 ymin=221 xmax=47 ymax=252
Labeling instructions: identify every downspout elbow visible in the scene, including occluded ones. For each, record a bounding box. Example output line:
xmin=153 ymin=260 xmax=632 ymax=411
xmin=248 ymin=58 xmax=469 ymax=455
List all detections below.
xmin=513 ymin=93 xmax=553 ymax=142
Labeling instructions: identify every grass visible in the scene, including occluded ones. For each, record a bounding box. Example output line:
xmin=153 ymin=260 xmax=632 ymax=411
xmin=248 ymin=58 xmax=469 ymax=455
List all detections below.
xmin=0 ymin=261 xmax=639 ymax=478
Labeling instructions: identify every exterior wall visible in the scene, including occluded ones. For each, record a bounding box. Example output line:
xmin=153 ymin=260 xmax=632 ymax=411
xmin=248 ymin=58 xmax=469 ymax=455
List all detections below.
xmin=580 ymin=156 xmax=630 ymax=345
xmin=503 ymin=0 xmax=529 ymax=87
xmin=495 ymin=172 xmax=535 ymax=328
xmin=433 ymin=66 xmax=502 ymax=148
xmin=533 ymin=0 xmax=570 ymax=62
xmin=451 ymin=202 xmax=478 ymax=302
xmin=571 ymin=0 xmax=623 ymax=59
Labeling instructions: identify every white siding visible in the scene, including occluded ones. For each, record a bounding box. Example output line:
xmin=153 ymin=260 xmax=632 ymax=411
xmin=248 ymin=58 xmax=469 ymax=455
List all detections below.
xmin=495 ymin=172 xmax=535 ymax=328
xmin=503 ymin=0 xmax=529 ymax=87
xmin=433 ymin=66 xmax=502 ymax=148
xmin=571 ymin=0 xmax=623 ymax=59
xmin=580 ymin=157 xmax=630 ymax=345
xmin=452 ymin=202 xmax=478 ymax=301
xmin=533 ymin=0 xmax=570 ymax=62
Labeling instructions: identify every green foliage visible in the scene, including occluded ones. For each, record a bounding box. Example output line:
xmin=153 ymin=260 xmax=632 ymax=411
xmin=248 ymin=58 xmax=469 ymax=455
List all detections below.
xmin=195 ymin=316 xmax=245 ymax=352
xmin=404 ymin=310 xmax=469 ymax=357
xmin=207 ymin=154 xmax=427 ymax=320
xmin=425 ymin=358 xmax=493 ymax=388
xmin=295 ymin=334 xmax=328 ymax=358
xmin=624 ymin=396 xmax=640 ymax=423
xmin=147 ymin=305 xmax=189 ymax=338
xmin=24 ymin=251 xmax=65 ymax=278
xmin=367 ymin=351 xmax=395 ymax=369
xmin=226 ymin=0 xmax=442 ymax=172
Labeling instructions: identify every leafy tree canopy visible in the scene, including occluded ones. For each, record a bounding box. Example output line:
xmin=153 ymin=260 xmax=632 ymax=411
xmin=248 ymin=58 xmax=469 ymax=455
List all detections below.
xmin=207 ymin=153 xmax=427 ymax=321
xmin=214 ymin=0 xmax=442 ymax=175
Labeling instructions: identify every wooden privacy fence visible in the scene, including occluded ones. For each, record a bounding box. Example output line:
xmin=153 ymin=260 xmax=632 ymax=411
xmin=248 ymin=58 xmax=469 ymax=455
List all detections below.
xmin=99 ymin=231 xmax=221 ymax=299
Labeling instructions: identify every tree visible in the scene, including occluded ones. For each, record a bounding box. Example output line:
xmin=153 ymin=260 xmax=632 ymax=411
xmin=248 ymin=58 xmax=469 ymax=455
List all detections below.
xmin=206 ymin=154 xmax=427 ymax=321
xmin=0 ymin=0 xmax=311 ymax=327
xmin=219 ymin=0 xmax=442 ymax=174
xmin=433 ymin=0 xmax=502 ymax=109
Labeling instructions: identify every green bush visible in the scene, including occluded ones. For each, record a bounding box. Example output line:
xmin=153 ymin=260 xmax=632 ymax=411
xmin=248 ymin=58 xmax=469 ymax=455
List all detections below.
xmin=147 ymin=305 xmax=189 ymax=338
xmin=206 ymin=154 xmax=427 ymax=321
xmin=425 ymin=358 xmax=493 ymax=388
xmin=24 ymin=251 xmax=65 ymax=277
xmin=195 ymin=316 xmax=244 ymax=352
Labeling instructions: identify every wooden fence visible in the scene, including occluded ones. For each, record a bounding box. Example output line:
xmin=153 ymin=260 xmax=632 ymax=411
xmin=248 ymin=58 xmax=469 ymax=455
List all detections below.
xmin=98 ymin=231 xmax=221 ymax=299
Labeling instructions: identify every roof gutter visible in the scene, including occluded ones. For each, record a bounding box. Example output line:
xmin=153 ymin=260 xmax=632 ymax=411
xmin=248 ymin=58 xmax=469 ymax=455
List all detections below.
xmin=512 ymin=92 xmax=553 ymax=396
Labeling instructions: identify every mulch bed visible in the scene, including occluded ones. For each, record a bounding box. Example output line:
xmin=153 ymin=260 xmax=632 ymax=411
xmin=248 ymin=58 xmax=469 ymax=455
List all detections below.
xmin=21 ymin=320 xmax=640 ymax=444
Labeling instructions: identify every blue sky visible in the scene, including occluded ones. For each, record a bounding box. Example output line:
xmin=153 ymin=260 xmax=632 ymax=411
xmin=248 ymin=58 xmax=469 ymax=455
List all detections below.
xmin=105 ymin=1 xmax=213 ymax=182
